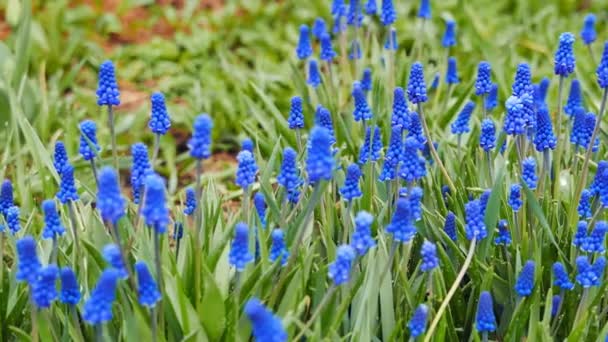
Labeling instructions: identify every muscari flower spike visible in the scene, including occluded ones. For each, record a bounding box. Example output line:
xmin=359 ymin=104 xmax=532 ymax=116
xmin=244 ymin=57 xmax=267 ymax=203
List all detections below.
xmin=270 ymin=229 xmax=289 ymax=266
xmin=253 ymin=192 xmax=267 ymax=227
xmin=384 ymin=27 xmax=398 ymax=50
xmin=277 ymin=147 xmax=302 ymax=204
xmin=296 ymin=25 xmax=313 ymax=60
xmin=591 ymin=161 xmax=608 ymax=205
xmin=333 ymin=5 xmax=347 ymax=34
xmin=235 ymin=150 xmax=258 ymax=190
xmin=60 ymin=267 xmax=81 ymax=305
xmin=361 ymin=68 xmax=372 ymax=92
xmin=581 ymin=221 xmax=607 ymax=253
xmin=494 ymin=219 xmax=511 ymax=246
xmin=79 ymin=120 xmax=100 ymax=161
xmin=173 ymin=222 xmax=184 ymax=241
xmin=576 ymin=255 xmax=604 ymax=288
xmin=182 ymin=187 xmax=197 ymax=216
xmin=57 ymin=164 xmax=79 ymax=204
xmin=352 ymin=211 xmax=375 ymax=256
xmin=102 ymin=244 xmax=128 ymax=279
xmin=581 ymin=14 xmax=597 ymax=45
xmin=189 ymin=114 xmax=213 ymax=160
xmin=399 ymin=137 xmax=426 ymax=183
xmin=97 ymin=167 xmax=126 ymax=224
xmin=479 ymin=119 xmax=496 ymax=151
xmin=485 ymin=83 xmax=498 ymax=112
xmin=385 ymin=125 xmax=403 ymax=166
xmin=32 ymin=264 xmax=59 ymax=309
xmin=554 ymin=32 xmax=576 ymax=77
xmin=96 ymin=60 xmax=120 ymax=106
xmin=352 ymin=81 xmax=372 ymax=122
xmin=564 ymin=79 xmax=583 ymax=117
xmin=135 ymin=261 xmax=162 ymax=308
xmin=451 ymin=101 xmax=475 ymax=134
xmin=6 ymin=206 xmax=20 ymax=234
xmin=42 ymin=199 xmax=66 ymax=240
xmin=245 ymin=298 xmax=287 ymax=342
xmin=534 ymin=106 xmax=557 ymax=151
xmin=514 ymin=260 xmax=535 ymax=296
xmin=331 ymin=0 xmax=344 ymax=15
xmin=347 ymin=0 xmax=363 ymax=27
xmin=149 ymin=92 xmax=171 ymax=135
xmin=340 ymin=164 xmax=363 ymax=201
xmin=365 ymin=0 xmax=377 ymax=15
xmin=408 ymin=62 xmax=428 ymax=104
xmin=312 ymin=18 xmax=327 ymax=40
xmin=420 ymin=240 xmax=439 ymax=272
xmin=512 ymin=62 xmax=533 ymax=97
xmin=503 ymin=95 xmax=526 ymax=136
xmin=551 ymin=295 xmax=562 ymax=317
xmin=130 ymin=143 xmax=150 ymax=204
xmin=16 ymin=235 xmax=41 ymax=284
xmin=417 ymin=0 xmax=431 ymax=19
xmin=578 ymin=189 xmax=592 ymax=219
xmin=522 ymin=157 xmax=537 ymax=190
xmin=0 ymin=179 xmax=12 ymax=217
xmin=538 ymin=77 xmax=550 ymax=102
xmin=392 ymin=87 xmax=410 ymax=128
xmin=380 ymin=0 xmax=396 ymax=26
xmin=408 ymin=187 xmax=424 ymax=221
xmin=573 ymin=221 xmax=588 ymax=248
xmin=229 ymin=223 xmax=253 ymax=271
xmin=446 ymin=57 xmax=459 ymax=84
xmin=430 ymin=73 xmax=440 ymax=90
xmin=320 ymin=33 xmax=337 ymax=62
xmin=288 ymin=96 xmax=304 ymax=130
xmin=307 ymin=126 xmax=335 ymax=184
xmin=82 ymin=268 xmax=120 ymax=325
xmin=308 ymin=60 xmax=322 ymax=88
xmin=444 ymin=211 xmax=457 ymax=241
xmin=408 ymin=304 xmax=429 ymax=338
xmin=475 ymin=61 xmax=493 ymax=96
xmin=328 ymin=244 xmax=356 ymax=286
xmin=359 ymin=126 xmax=382 ymax=164
xmin=553 ymin=262 xmax=574 ymax=290
xmin=465 ymin=199 xmax=487 ymax=240
xmin=347 ymin=41 xmax=361 ymax=60
xmin=598 ymin=42 xmax=608 ymax=89
xmin=315 ymin=105 xmax=336 ymax=145
xmin=571 ymin=109 xmax=590 ymax=148
xmin=476 ymin=291 xmax=497 ymax=333
xmin=386 ymin=197 xmax=416 ymax=242
xmin=142 ymin=174 xmax=170 ymax=234
xmin=53 ymin=141 xmax=69 ymax=174
xmin=407 ymin=112 xmax=426 ymax=146
xmin=442 ymin=20 xmax=456 ymax=48
xmin=508 ymin=184 xmax=523 ymax=212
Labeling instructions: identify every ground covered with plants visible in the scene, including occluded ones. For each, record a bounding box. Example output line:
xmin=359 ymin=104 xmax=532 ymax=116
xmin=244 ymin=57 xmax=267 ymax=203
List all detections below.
xmin=1 ymin=0 xmax=608 ymax=341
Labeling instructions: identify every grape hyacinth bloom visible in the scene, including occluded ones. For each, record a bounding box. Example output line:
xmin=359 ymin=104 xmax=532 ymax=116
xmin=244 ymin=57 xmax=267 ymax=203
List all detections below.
xmin=32 ymin=265 xmax=59 ymax=308
xmin=235 ymin=151 xmax=258 ymax=190
xmin=331 ymin=1 xmax=344 ymax=16
xmin=581 ymin=221 xmax=607 ymax=253
xmin=270 ymin=229 xmax=289 ymax=266
xmin=229 ymin=223 xmax=253 ymax=271
xmin=53 ymin=141 xmax=69 ymax=173
xmin=130 ymin=143 xmax=150 ymax=204
xmin=296 ymin=25 xmax=312 ymax=60
xmin=442 ymin=20 xmax=456 ymax=48
xmin=575 ymin=256 xmax=603 ymax=288
xmin=386 ymin=198 xmax=416 ymax=242
xmin=315 ymin=105 xmax=336 ymax=145
xmin=135 ymin=261 xmax=161 ymax=307
xmin=312 ymin=18 xmax=326 ymax=40
xmin=564 ymin=79 xmax=583 ymax=117
xmin=571 ymin=109 xmax=590 ymax=147
xmin=245 ymin=298 xmax=287 ymax=342
xmin=308 ymin=60 xmax=321 ymax=88
xmin=359 ymin=126 xmax=382 ymax=164
xmin=538 ymin=78 xmax=550 ymax=103
xmin=554 ymin=33 xmax=576 ymax=77
xmin=384 ymin=126 xmax=403 ymax=163
xmin=320 ymin=33 xmax=337 ymax=62
xmin=551 ymin=295 xmax=562 ymax=317
xmin=97 ymin=167 xmax=126 ymax=224
xmin=142 ymin=174 xmax=170 ymax=234
xmin=573 ymin=221 xmax=588 ymax=248
xmin=307 ymin=126 xmax=335 ymax=183
xmin=59 ymin=267 xmax=81 ymax=305
xmin=592 ymin=257 xmax=606 ymax=281
xmin=581 ymin=14 xmax=597 ymax=46
xmin=553 ymin=262 xmax=574 ymax=290
xmin=328 ymin=245 xmax=356 ymax=285
xmin=408 ymin=304 xmax=429 ymax=338
xmin=352 ymin=211 xmax=375 ymax=256
xmin=189 ymin=114 xmax=213 ymax=160
xmin=512 ymin=63 xmax=533 ymax=97
xmin=241 ymin=138 xmax=254 ymax=153
xmin=485 ymin=83 xmax=498 ymax=112
xmin=446 ymin=57 xmax=459 ymax=84
xmin=408 ymin=62 xmax=428 ymax=104
xmin=475 ymin=62 xmax=493 ymax=96
xmin=56 ymin=164 xmax=79 ymax=204
xmin=96 ymin=60 xmax=120 ymax=106
xmin=6 ymin=206 xmax=20 ymax=234
xmin=465 ymin=199 xmax=487 ymax=240
xmin=287 ymin=96 xmax=304 ymax=130
xmin=514 ymin=260 xmax=535 ymax=296
xmin=522 ymin=157 xmax=538 ymax=189
xmin=347 ymin=0 xmax=363 ymax=27
xmin=399 ymin=137 xmax=427 ymax=183
xmin=380 ymin=0 xmax=396 ymax=26
xmin=420 ymin=240 xmax=439 ymax=272
xmin=352 ymin=81 xmax=372 ymax=122
xmin=494 ymin=219 xmax=511 ymax=245
xmin=534 ymin=106 xmax=557 ymax=151
xmin=451 ymin=101 xmax=475 ymax=134
xmin=590 ymin=161 xmax=608 ymax=204
xmin=392 ymin=87 xmax=410 ymax=128
xmin=333 ymin=4 xmax=347 ymax=34
xmin=253 ymin=192 xmax=267 ymax=227
xmin=361 ymin=68 xmax=372 ymax=92
xmin=476 ymin=291 xmax=497 ymax=333
xmin=444 ymin=212 xmax=457 ymax=241
xmin=79 ymin=120 xmax=100 ymax=161
xmin=365 ymin=0 xmax=376 ymax=15
xmin=508 ymin=184 xmax=523 ymax=212
xmin=82 ymin=269 xmax=120 ymax=325
xmin=384 ymin=28 xmax=398 ymax=50
xmin=340 ymin=164 xmax=363 ymax=201
xmin=503 ymin=96 xmax=526 ymax=136
xmin=598 ymin=42 xmax=608 ymax=87
xmin=149 ymin=92 xmax=171 ymax=135
xmin=0 ymin=180 xmax=12 ymax=217
xmin=102 ymin=244 xmax=128 ymax=279
xmin=277 ymin=147 xmax=301 ymax=203
xmin=430 ymin=73 xmax=439 ymax=90
xmin=417 ymin=0 xmax=431 ymax=19
xmin=16 ymin=236 xmax=41 ymax=284
xmin=407 ymin=112 xmax=426 ymax=146
xmin=578 ymin=189 xmax=592 ymax=219
xmin=479 ymin=119 xmax=496 ymax=151
xmin=41 ymin=200 xmax=65 ymax=240
xmin=183 ymin=187 xmax=196 ymax=216
xmin=409 ymin=187 xmax=424 ymax=221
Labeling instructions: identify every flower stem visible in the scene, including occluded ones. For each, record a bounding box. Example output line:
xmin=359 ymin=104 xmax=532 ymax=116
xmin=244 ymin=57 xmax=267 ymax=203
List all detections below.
xmin=68 ymin=201 xmax=80 ymax=269
xmin=30 ymin=295 xmax=38 ymax=342
xmin=107 ymin=105 xmax=119 ymax=178
xmin=293 ymin=286 xmax=336 ymax=341
xmin=194 ymin=159 xmax=203 ymax=310
xmin=109 ymin=221 xmax=136 ymax=291
xmin=151 ymin=307 xmax=158 ymax=342
xmin=486 ymin=150 xmax=493 ymax=186
xmin=151 ymin=134 xmax=161 ymax=167
xmin=90 ymin=159 xmax=99 ymax=188
xmin=552 ymin=76 xmax=565 ymax=200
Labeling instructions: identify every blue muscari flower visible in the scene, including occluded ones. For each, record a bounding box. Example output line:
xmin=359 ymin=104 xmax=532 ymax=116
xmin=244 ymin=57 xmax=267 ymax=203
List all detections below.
xmin=581 ymin=14 xmax=597 ymax=45
xmin=331 ymin=0 xmax=344 ymax=15
xmin=578 ymin=189 xmax=592 ymax=219
xmin=277 ymin=147 xmax=301 ymax=203
xmin=573 ymin=221 xmax=588 ymax=248
xmin=503 ymin=95 xmax=526 ymax=135
xmin=333 ymin=5 xmax=348 ymax=34
xmin=347 ymin=0 xmax=363 ymax=27
xmin=183 ymin=187 xmax=197 ymax=216
xmin=96 ymin=60 xmax=120 ymax=106
xmin=551 ymin=295 xmax=561 ymax=317
xmin=288 ymin=96 xmax=304 ymax=130
xmin=365 ymin=0 xmax=377 ymax=15
xmin=385 ymin=125 xmax=403 ymax=166
xmin=173 ymin=222 xmax=184 ymax=241
xmin=430 ymin=73 xmax=440 ymax=90
xmin=512 ymin=63 xmax=533 ymax=97
xmin=245 ymin=298 xmax=287 ymax=342
xmin=591 ymin=161 xmax=608 ymax=205
xmin=564 ymin=79 xmax=583 ymax=117
xmin=475 ymin=61 xmax=493 ymax=96
xmin=508 ymin=184 xmax=523 ymax=212
xmin=189 ymin=114 xmax=213 ymax=160
xmin=380 ymin=0 xmax=396 ymax=26
xmin=149 ymin=92 xmax=171 ymax=135
xmin=53 ymin=141 xmax=69 ymax=174
xmin=522 ymin=157 xmax=537 ymax=190
xmin=296 ymin=25 xmax=313 ymax=60
xmin=387 ymin=198 xmax=416 ymax=242
xmin=142 ymin=174 xmax=169 ymax=234
xmin=242 ymin=138 xmax=254 ymax=153
xmin=0 ymin=179 xmax=12 ymax=217
xmin=83 ymin=268 xmax=120 ymax=325
xmin=16 ymin=236 xmax=41 ymax=284
xmin=583 ymin=112 xmax=597 ymax=149
xmin=575 ymin=256 xmax=603 ymax=288
xmin=235 ymin=150 xmax=258 ymax=189
xmin=359 ymin=126 xmax=382 ymax=164
xmin=59 ymin=267 xmax=81 ymax=305
xmin=442 ymin=20 xmax=456 ymax=48
xmin=340 ymin=164 xmax=363 ymax=201
xmin=352 ymin=81 xmax=372 ymax=122
xmin=253 ymin=192 xmax=267 ymax=227
xmin=328 ymin=245 xmax=356 ymax=285
xmin=131 ymin=143 xmax=150 ymax=204
xmin=451 ymin=101 xmax=475 ymax=134
xmin=315 ymin=105 xmax=336 ymax=145
xmin=417 ymin=0 xmax=431 ymax=19
xmin=361 ymin=68 xmax=372 ymax=92
xmin=598 ymin=42 xmax=608 ymax=89
xmin=135 ymin=261 xmax=161 ymax=308
xmin=538 ymin=78 xmax=550 ymax=103
xmin=408 ymin=187 xmax=424 ymax=221
xmin=485 ymin=83 xmax=498 ymax=112
xmin=494 ymin=219 xmax=511 ymax=245
xmin=312 ymin=18 xmax=327 ymax=40
xmin=479 ymin=119 xmax=496 ymax=151
xmin=420 ymin=240 xmax=439 ymax=272
xmin=399 ymin=137 xmax=427 ymax=183
xmin=592 ymin=257 xmax=606 ymax=281
xmin=442 ymin=185 xmax=451 ymax=203
xmin=384 ymin=28 xmax=398 ymax=50
xmin=57 ymin=165 xmax=79 ymax=204
xmin=553 ymin=262 xmax=574 ymax=290
xmin=79 ymin=120 xmax=100 ymax=161
xmin=307 ymin=126 xmax=335 ymax=183
xmin=32 ymin=264 xmax=59 ymax=308
xmin=379 ymin=160 xmax=397 ymax=181
xmin=554 ymin=32 xmax=576 ymax=77
xmin=408 ymin=304 xmax=429 ymax=338
xmin=465 ymin=199 xmax=487 ymax=240
xmin=479 ymin=189 xmax=491 ymax=217
xmin=352 ymin=211 xmax=375 ymax=256
xmin=407 ymin=112 xmax=426 ymax=146
xmin=446 ymin=57 xmax=459 ymax=84
xmin=270 ymin=229 xmax=289 ymax=266
xmin=421 ymin=141 xmax=438 ymax=166
xmin=6 ymin=206 xmax=20 ymax=234
xmin=392 ymin=87 xmax=410 ymax=128
xmin=476 ymin=291 xmax=497 ymax=332
xmin=515 ymin=260 xmax=535 ymax=296
xmin=444 ymin=211 xmax=457 ymax=241
xmin=534 ymin=106 xmax=557 ymax=151
xmin=320 ymin=33 xmax=337 ymax=62
xmin=581 ymin=221 xmax=607 ymax=253
xmin=571 ymin=108 xmax=589 ymax=147
xmin=103 ymin=244 xmax=128 ymax=279
xmin=42 ymin=199 xmax=65 ymax=240
xmin=408 ymin=62 xmax=428 ymax=104
xmin=229 ymin=223 xmax=253 ymax=271
xmin=308 ymin=59 xmax=322 ymax=88
xmin=97 ymin=167 xmax=125 ymax=224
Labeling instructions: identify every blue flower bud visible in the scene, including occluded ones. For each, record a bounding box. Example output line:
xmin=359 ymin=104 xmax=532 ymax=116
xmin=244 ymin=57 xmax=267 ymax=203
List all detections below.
xmin=514 ymin=260 xmax=535 ymax=296
xmin=476 ymin=291 xmax=497 ymax=332
xmin=229 ymin=223 xmax=253 ymax=271
xmin=148 ymin=92 xmax=171 ymax=135
xmin=554 ymin=32 xmax=576 ymax=77
xmin=328 ymin=245 xmax=356 ymax=285
xmin=408 ymin=304 xmax=429 ymax=337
